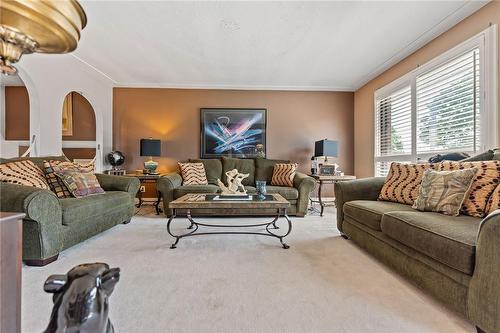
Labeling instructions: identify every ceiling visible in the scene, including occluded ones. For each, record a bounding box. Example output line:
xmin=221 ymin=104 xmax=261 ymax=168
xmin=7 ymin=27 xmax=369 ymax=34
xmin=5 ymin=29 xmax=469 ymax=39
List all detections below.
xmin=72 ymin=1 xmax=487 ymax=90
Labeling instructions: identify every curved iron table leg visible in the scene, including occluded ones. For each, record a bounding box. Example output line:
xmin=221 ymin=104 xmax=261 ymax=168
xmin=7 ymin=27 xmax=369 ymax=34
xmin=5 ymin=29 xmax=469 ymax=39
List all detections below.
xmin=166 ymin=209 xmax=178 ymax=249
xmin=187 ymin=209 xmax=195 ymax=229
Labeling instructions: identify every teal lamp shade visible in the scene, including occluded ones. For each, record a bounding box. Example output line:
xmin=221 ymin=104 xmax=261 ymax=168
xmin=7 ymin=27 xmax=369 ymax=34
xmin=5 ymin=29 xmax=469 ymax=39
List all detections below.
xmin=140 ymin=138 xmax=161 ymax=174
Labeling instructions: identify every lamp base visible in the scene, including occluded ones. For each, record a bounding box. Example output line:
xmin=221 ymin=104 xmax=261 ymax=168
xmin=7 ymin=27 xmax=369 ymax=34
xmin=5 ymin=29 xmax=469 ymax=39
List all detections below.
xmin=144 ymin=158 xmax=158 ymax=175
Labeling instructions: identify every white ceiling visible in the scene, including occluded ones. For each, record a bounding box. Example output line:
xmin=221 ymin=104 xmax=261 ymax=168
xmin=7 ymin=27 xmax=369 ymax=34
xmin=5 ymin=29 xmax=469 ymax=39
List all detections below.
xmin=71 ymin=0 xmax=488 ymax=91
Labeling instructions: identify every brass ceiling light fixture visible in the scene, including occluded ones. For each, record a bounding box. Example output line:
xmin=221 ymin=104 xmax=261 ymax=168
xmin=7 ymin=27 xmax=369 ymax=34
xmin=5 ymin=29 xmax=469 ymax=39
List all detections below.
xmin=0 ymin=0 xmax=87 ymax=75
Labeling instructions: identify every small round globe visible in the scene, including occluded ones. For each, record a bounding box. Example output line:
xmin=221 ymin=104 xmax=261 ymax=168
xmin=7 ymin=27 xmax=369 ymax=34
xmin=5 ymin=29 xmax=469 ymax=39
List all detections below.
xmin=107 ymin=151 xmax=125 ymax=168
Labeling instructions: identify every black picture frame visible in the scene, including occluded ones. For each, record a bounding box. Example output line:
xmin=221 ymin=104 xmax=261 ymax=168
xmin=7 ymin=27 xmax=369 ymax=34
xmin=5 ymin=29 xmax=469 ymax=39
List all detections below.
xmin=200 ymin=108 xmax=267 ymax=158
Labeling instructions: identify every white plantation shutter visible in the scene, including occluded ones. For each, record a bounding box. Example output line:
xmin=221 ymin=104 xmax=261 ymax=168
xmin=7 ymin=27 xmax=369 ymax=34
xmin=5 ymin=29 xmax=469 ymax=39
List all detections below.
xmin=416 ymin=48 xmax=480 ymax=154
xmin=373 ymin=26 xmax=496 ymax=177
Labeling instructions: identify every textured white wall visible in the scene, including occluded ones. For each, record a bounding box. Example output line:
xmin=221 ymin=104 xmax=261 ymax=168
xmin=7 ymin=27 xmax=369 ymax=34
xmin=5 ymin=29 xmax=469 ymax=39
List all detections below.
xmin=13 ymin=54 xmax=114 ymax=171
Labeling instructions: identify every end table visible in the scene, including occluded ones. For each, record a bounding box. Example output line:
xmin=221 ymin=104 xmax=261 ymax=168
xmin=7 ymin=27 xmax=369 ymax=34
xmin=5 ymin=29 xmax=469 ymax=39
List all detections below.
xmin=308 ymin=174 xmax=356 ymax=216
xmin=126 ymin=173 xmax=164 ymax=215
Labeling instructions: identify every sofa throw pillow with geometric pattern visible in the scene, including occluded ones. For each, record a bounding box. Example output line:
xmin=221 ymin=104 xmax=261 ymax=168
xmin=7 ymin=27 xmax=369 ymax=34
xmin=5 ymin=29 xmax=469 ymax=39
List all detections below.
xmin=0 ymin=160 xmax=50 ymax=189
xmin=55 ymin=171 xmax=104 ymax=198
xmin=271 ymin=163 xmax=298 ymax=187
xmin=43 ymin=160 xmax=95 ymax=198
xmin=378 ymin=162 xmax=438 ymax=205
xmin=178 ymin=162 xmax=208 ymax=185
xmin=485 ymin=183 xmax=500 ymax=215
xmin=439 ymin=160 xmax=500 ymax=218
xmin=412 ymin=169 xmax=477 ymax=216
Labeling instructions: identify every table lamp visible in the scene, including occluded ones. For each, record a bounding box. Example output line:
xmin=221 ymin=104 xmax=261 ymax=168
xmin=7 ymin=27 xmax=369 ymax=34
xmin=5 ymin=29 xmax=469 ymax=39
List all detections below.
xmin=140 ymin=138 xmax=161 ymax=174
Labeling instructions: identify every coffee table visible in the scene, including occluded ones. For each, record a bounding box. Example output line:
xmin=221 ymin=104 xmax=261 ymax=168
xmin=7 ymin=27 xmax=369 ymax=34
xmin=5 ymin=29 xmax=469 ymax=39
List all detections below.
xmin=167 ymin=193 xmax=292 ymax=249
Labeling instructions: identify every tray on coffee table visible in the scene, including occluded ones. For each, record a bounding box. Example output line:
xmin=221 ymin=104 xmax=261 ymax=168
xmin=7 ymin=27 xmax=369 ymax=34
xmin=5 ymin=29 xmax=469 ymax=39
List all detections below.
xmin=167 ymin=193 xmax=292 ymax=249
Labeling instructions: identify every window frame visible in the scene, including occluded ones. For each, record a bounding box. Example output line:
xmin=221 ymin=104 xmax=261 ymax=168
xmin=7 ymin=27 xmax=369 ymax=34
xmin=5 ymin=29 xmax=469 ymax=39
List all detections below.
xmin=373 ymin=25 xmax=498 ymax=176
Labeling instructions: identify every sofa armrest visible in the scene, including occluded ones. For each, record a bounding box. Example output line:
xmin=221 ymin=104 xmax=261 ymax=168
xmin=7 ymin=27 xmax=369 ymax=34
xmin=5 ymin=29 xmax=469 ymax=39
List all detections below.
xmin=157 ymin=173 xmax=183 ymax=216
xmin=334 ymin=177 xmax=385 ymax=233
xmin=467 ymin=210 xmax=500 ymax=333
xmin=293 ymin=172 xmax=315 ymax=217
xmin=0 ymin=183 xmax=62 ymax=261
xmin=95 ymin=174 xmax=140 ymax=198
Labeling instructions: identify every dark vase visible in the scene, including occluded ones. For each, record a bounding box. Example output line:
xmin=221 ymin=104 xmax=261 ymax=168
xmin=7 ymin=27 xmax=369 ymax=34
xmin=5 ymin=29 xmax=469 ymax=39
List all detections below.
xmin=255 ymin=180 xmax=267 ymax=200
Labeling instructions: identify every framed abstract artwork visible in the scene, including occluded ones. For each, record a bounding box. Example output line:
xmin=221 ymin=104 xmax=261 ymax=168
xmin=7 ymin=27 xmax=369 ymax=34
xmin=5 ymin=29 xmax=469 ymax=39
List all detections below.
xmin=200 ymin=108 xmax=267 ymax=158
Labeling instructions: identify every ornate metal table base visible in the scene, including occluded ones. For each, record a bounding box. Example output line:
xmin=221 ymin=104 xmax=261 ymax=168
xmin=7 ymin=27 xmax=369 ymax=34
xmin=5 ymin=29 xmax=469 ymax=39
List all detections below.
xmin=166 ymin=208 xmax=292 ymax=249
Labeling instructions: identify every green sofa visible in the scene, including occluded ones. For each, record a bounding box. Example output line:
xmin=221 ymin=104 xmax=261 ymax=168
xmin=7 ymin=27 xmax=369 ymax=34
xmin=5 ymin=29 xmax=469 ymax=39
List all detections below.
xmin=157 ymin=157 xmax=315 ymax=217
xmin=335 ymin=177 xmax=500 ymax=333
xmin=0 ymin=156 xmax=140 ymax=266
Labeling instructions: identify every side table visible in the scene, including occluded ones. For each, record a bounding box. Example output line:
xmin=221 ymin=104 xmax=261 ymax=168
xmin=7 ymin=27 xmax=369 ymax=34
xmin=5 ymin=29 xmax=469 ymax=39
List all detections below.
xmin=308 ymin=174 xmax=356 ymax=216
xmin=126 ymin=173 xmax=164 ymax=215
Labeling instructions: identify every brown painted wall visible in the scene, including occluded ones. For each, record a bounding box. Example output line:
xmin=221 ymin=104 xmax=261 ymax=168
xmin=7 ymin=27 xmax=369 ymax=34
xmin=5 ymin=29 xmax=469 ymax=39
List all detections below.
xmin=5 ymin=87 xmax=29 ymax=140
xmin=62 ymin=92 xmax=96 ymax=141
xmin=113 ymin=88 xmax=354 ymax=176
xmin=354 ymin=2 xmax=500 ymax=177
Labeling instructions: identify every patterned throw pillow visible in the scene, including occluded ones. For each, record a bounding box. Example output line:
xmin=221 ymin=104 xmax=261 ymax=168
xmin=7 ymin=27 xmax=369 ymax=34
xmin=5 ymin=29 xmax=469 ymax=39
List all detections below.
xmin=412 ymin=169 xmax=477 ymax=216
xmin=271 ymin=163 xmax=298 ymax=187
xmin=44 ymin=160 xmax=95 ymax=198
xmin=178 ymin=162 xmax=208 ymax=185
xmin=485 ymin=184 xmax=500 ymax=215
xmin=439 ymin=161 xmax=500 ymax=217
xmin=0 ymin=160 xmax=49 ymax=189
xmin=379 ymin=162 xmax=438 ymax=205
xmin=55 ymin=171 xmax=104 ymax=198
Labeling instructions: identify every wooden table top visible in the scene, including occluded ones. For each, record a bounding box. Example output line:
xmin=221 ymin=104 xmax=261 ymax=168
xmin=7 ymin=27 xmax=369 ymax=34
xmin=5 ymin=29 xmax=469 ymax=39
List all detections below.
xmin=308 ymin=174 xmax=357 ymax=181
xmin=169 ymin=193 xmax=290 ymax=209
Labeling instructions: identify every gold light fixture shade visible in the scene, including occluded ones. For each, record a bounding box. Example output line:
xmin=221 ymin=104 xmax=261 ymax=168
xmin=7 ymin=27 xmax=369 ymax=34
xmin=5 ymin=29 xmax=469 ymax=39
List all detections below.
xmin=0 ymin=0 xmax=87 ymax=74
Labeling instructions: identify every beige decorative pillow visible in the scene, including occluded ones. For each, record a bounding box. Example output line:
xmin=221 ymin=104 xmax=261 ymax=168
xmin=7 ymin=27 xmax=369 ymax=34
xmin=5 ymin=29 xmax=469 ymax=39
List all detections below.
xmin=44 ymin=160 xmax=95 ymax=198
xmin=379 ymin=162 xmax=438 ymax=205
xmin=271 ymin=163 xmax=298 ymax=187
xmin=485 ymin=184 xmax=500 ymax=215
xmin=178 ymin=162 xmax=208 ymax=185
xmin=439 ymin=161 xmax=500 ymax=217
xmin=0 ymin=160 xmax=49 ymax=189
xmin=412 ymin=169 xmax=477 ymax=216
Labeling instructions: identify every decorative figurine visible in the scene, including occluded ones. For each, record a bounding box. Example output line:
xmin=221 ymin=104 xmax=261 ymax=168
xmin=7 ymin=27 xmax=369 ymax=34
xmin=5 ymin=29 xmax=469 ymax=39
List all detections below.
xmin=217 ymin=169 xmax=250 ymax=195
xmin=43 ymin=263 xmax=120 ymax=333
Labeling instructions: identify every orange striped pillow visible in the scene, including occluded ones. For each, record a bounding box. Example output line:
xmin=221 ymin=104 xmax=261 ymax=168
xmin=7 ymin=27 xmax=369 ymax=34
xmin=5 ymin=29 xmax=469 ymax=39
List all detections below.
xmin=178 ymin=162 xmax=208 ymax=185
xmin=378 ymin=162 xmax=438 ymax=205
xmin=271 ymin=163 xmax=298 ymax=187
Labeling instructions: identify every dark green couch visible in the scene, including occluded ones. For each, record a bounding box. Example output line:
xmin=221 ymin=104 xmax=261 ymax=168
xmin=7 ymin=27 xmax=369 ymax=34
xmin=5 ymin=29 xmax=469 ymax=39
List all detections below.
xmin=157 ymin=157 xmax=315 ymax=217
xmin=335 ymin=177 xmax=500 ymax=333
xmin=0 ymin=156 xmax=140 ymax=266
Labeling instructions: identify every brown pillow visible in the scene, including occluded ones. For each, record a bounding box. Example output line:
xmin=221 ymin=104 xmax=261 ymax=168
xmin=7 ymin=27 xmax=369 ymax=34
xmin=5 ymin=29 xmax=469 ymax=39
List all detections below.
xmin=379 ymin=162 xmax=438 ymax=205
xmin=178 ymin=162 xmax=208 ymax=185
xmin=0 ymin=160 xmax=49 ymax=189
xmin=485 ymin=184 xmax=500 ymax=215
xmin=44 ymin=160 xmax=95 ymax=198
xmin=439 ymin=161 xmax=500 ymax=217
xmin=271 ymin=163 xmax=298 ymax=187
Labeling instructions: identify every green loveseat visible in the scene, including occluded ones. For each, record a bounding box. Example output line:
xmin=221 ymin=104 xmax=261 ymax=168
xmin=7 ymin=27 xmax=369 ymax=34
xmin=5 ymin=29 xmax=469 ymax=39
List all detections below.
xmin=335 ymin=177 xmax=500 ymax=333
xmin=0 ymin=156 xmax=140 ymax=266
xmin=157 ymin=157 xmax=315 ymax=217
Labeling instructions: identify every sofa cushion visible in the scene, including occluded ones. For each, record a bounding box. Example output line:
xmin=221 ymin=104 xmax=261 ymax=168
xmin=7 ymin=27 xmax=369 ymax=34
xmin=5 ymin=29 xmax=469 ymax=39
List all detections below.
xmin=0 ymin=155 xmax=68 ymax=170
xmin=178 ymin=162 xmax=208 ymax=185
xmin=343 ymin=200 xmax=415 ymax=231
xmin=59 ymin=191 xmax=130 ymax=226
xmin=189 ymin=159 xmax=222 ymax=185
xmin=271 ymin=163 xmax=298 ymax=187
xmin=255 ymin=158 xmax=290 ymax=183
xmin=381 ymin=211 xmax=481 ymax=275
xmin=221 ymin=157 xmax=255 ymax=186
xmin=173 ymin=184 xmax=220 ymax=199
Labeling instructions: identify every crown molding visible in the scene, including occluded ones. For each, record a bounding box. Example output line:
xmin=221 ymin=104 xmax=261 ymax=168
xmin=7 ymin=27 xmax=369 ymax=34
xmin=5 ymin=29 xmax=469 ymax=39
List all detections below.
xmin=352 ymin=0 xmax=489 ymax=91
xmin=113 ymin=82 xmax=355 ymax=92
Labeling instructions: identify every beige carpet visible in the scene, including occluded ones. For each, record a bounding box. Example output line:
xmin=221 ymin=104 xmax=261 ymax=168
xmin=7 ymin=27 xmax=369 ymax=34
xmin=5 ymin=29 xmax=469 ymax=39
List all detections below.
xmin=22 ymin=207 xmax=474 ymax=333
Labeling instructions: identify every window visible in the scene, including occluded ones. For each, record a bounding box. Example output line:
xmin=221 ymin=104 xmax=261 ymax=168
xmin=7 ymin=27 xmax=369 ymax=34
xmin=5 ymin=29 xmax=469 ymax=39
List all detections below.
xmin=374 ymin=26 xmax=497 ymax=176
